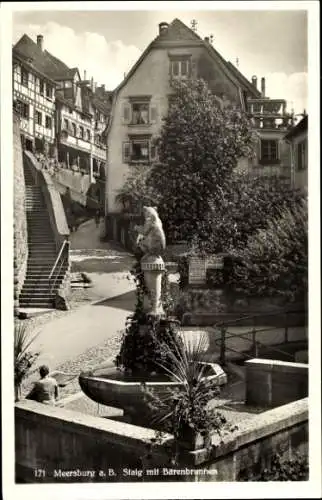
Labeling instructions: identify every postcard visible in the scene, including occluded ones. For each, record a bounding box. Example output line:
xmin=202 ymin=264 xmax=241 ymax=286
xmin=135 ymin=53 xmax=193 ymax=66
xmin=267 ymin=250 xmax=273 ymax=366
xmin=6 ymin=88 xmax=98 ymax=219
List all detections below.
xmin=1 ymin=1 xmax=321 ymax=499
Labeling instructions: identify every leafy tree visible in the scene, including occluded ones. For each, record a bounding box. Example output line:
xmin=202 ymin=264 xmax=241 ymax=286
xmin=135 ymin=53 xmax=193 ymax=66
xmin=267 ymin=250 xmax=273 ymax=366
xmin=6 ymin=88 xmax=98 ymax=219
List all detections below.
xmin=229 ymin=198 xmax=308 ymax=302
xmin=115 ymin=164 xmax=159 ymax=214
xmin=195 ymin=172 xmax=305 ymax=255
xmin=148 ymin=78 xmax=257 ymax=243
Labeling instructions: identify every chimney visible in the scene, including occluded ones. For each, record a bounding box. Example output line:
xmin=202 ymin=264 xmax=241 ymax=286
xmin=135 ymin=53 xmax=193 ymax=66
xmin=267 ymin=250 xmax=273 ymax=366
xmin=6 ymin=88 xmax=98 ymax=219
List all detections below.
xmin=91 ymin=77 xmax=94 ymax=91
xmin=101 ymin=84 xmax=105 ymax=92
xmin=204 ymin=37 xmax=210 ymax=43
xmin=159 ymin=22 xmax=169 ymax=35
xmin=37 ymin=34 xmax=44 ymax=51
xmin=251 ymin=75 xmax=257 ymax=89
xmin=84 ymin=70 xmax=87 ymax=81
xmin=261 ymin=77 xmax=266 ymax=97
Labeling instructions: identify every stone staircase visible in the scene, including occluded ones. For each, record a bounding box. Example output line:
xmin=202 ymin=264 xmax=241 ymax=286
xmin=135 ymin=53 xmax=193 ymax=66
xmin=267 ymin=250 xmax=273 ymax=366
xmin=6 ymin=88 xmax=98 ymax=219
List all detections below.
xmin=19 ymin=164 xmax=67 ymax=309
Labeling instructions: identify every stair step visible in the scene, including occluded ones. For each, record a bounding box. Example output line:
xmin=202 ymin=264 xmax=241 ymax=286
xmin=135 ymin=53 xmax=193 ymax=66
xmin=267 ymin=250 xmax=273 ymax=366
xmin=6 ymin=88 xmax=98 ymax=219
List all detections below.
xmin=28 ymin=244 xmax=56 ymax=247
xmin=28 ymin=252 xmax=57 ymax=254
xmin=25 ymin=277 xmax=64 ymax=281
xmin=27 ymin=261 xmax=57 ymax=265
xmin=28 ymin=247 xmax=57 ymax=251
xmin=21 ymin=288 xmax=57 ymax=294
xmin=19 ymin=302 xmax=55 ymax=308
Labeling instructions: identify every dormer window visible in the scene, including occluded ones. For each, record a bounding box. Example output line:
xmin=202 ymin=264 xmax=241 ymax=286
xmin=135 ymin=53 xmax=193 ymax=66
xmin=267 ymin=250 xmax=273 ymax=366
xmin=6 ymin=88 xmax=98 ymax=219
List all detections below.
xmin=169 ymin=55 xmax=191 ymax=79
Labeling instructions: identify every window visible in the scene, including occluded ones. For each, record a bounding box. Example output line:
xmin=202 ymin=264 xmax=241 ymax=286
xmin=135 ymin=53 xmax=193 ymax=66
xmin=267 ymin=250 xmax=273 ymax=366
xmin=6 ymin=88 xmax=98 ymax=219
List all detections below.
xmin=260 ymin=139 xmax=279 ymax=163
xmin=131 ymin=102 xmax=149 ymax=125
xmin=45 ymin=116 xmax=52 ymax=129
xmin=170 ymin=57 xmax=191 ymax=78
xmin=132 ymin=140 xmax=149 ymax=161
xmin=63 ymin=118 xmax=69 ymax=130
xmin=123 ymin=137 xmax=152 ymax=163
xmin=46 ymin=84 xmax=53 ymax=99
xmin=64 ymin=81 xmax=72 ymax=89
xmin=39 ymin=81 xmax=44 ymax=95
xmin=79 ymin=126 xmax=84 ymax=139
xmin=86 ymin=130 xmax=91 ymax=141
xmin=297 ymin=140 xmax=307 ymax=170
xmin=14 ymin=100 xmax=29 ymax=118
xmin=21 ymin=69 xmax=28 ymax=87
xmin=72 ymin=123 xmax=76 ymax=136
xmin=36 ymin=111 xmax=42 ymax=125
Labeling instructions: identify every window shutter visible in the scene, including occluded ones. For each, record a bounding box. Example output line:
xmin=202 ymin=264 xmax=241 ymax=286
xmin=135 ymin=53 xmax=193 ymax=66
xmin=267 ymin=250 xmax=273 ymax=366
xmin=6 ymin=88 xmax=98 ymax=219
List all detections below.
xmin=257 ymin=138 xmax=262 ymax=164
xmin=122 ymin=102 xmax=131 ymax=124
xmin=189 ymin=59 xmax=194 ymax=77
xmin=123 ymin=142 xmax=131 ymax=163
xmin=150 ymin=105 xmax=158 ymax=124
xmin=150 ymin=143 xmax=157 ymax=161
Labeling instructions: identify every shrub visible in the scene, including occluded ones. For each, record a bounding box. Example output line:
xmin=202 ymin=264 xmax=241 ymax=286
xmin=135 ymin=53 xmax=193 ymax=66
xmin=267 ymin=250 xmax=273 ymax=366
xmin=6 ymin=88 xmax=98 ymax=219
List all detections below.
xmin=243 ymin=453 xmax=309 ymax=481
xmin=229 ymin=199 xmax=308 ymax=302
xmin=14 ymin=320 xmax=40 ymax=401
xmin=142 ymin=333 xmax=228 ymax=440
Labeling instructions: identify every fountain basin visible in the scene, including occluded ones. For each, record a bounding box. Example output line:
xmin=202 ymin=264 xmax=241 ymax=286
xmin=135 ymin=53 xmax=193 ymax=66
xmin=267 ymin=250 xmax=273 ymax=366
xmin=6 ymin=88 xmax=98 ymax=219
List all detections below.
xmin=79 ymin=361 xmax=227 ymax=418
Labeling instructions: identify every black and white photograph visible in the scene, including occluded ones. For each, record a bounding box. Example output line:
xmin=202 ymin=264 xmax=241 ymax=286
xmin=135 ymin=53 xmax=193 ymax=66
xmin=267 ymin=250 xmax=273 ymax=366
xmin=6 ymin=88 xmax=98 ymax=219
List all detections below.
xmin=1 ymin=1 xmax=321 ymax=499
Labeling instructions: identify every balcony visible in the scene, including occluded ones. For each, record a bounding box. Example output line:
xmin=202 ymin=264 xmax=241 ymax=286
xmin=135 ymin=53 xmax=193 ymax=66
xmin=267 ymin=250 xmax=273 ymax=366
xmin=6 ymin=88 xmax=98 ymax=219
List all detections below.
xmin=92 ymin=143 xmax=106 ymax=160
xmin=247 ymin=98 xmax=293 ymax=131
xmin=60 ymin=131 xmax=91 ymax=152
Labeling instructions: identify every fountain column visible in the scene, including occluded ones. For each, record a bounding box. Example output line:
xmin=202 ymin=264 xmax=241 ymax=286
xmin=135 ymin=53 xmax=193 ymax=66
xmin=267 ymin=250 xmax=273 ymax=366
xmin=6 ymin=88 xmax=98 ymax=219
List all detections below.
xmin=141 ymin=254 xmax=165 ymax=317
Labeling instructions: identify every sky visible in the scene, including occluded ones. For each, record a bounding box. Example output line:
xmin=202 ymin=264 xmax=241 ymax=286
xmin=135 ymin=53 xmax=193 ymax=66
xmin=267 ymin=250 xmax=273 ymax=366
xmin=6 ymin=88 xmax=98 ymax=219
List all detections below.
xmin=12 ymin=8 xmax=308 ymax=114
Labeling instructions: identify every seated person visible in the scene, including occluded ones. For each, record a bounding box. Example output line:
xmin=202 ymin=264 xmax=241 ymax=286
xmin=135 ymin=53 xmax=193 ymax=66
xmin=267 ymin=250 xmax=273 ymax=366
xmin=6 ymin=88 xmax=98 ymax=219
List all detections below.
xmin=26 ymin=365 xmax=58 ymax=405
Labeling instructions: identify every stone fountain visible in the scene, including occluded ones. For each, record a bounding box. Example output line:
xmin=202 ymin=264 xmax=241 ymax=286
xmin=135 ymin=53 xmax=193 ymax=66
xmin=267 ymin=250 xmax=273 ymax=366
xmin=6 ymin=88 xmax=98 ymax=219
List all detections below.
xmin=79 ymin=207 xmax=225 ymax=424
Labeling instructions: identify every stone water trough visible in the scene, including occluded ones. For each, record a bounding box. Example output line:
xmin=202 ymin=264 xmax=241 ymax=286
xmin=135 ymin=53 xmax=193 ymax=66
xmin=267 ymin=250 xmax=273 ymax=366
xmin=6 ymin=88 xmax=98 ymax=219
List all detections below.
xmin=79 ymin=361 xmax=227 ymax=419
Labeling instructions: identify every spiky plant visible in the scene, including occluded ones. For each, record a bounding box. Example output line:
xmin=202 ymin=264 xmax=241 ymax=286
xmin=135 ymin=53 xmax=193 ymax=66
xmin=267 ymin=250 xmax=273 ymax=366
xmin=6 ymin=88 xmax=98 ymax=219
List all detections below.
xmin=142 ymin=332 xmax=227 ymax=441
xmin=14 ymin=320 xmax=40 ymax=401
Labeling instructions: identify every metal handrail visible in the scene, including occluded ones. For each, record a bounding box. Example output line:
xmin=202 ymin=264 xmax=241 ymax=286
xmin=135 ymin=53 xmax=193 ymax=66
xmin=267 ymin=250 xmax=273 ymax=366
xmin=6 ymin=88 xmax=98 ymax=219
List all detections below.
xmin=50 ymin=254 xmax=67 ymax=294
xmin=214 ymin=307 xmax=306 ymax=328
xmin=216 ymin=328 xmax=295 ymax=360
xmin=48 ymin=239 xmax=68 ymax=280
xmin=214 ymin=308 xmax=307 ymax=364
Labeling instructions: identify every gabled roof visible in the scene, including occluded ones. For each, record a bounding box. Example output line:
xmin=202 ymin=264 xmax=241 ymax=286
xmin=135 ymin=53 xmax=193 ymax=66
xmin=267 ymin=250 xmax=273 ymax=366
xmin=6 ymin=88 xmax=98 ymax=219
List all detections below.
xmin=226 ymin=61 xmax=262 ymax=98
xmin=284 ymin=115 xmax=308 ymax=140
xmin=152 ymin=18 xmax=261 ymax=98
xmin=107 ymin=18 xmax=262 ymax=136
xmin=13 ymin=34 xmax=79 ymax=82
xmin=153 ymin=18 xmax=201 ymax=43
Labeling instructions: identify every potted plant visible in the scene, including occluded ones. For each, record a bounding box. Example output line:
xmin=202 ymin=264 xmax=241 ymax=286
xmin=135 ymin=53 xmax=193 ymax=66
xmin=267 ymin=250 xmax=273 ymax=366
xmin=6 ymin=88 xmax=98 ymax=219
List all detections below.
xmin=14 ymin=320 xmax=40 ymax=402
xmin=142 ymin=333 xmax=227 ymax=451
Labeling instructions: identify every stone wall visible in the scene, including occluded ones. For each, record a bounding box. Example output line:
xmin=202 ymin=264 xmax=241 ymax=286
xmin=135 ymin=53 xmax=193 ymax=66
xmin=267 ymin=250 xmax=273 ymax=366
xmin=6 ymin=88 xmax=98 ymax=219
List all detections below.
xmin=245 ymin=359 xmax=308 ymax=407
xmin=53 ymin=170 xmax=92 ymax=206
xmin=15 ymin=397 xmax=308 ymax=483
xmin=13 ymin=113 xmax=28 ymax=314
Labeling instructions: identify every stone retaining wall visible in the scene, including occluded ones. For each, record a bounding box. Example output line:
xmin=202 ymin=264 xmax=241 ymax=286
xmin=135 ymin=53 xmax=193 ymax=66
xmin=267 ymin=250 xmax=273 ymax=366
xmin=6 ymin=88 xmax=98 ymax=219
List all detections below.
xmin=15 ymin=397 xmax=308 ymax=483
xmin=13 ymin=113 xmax=28 ymax=314
xmin=245 ymin=358 xmax=308 ymax=407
